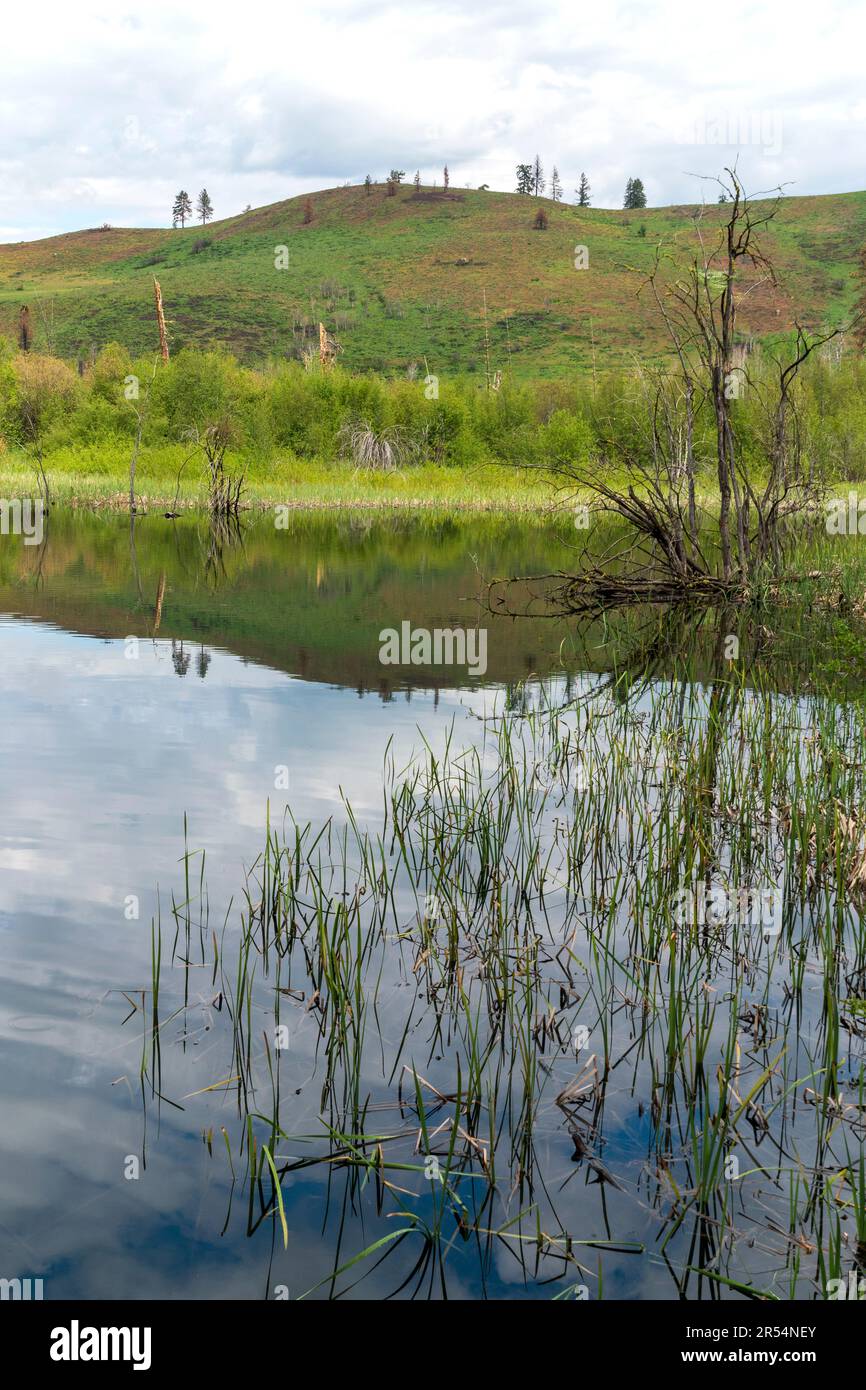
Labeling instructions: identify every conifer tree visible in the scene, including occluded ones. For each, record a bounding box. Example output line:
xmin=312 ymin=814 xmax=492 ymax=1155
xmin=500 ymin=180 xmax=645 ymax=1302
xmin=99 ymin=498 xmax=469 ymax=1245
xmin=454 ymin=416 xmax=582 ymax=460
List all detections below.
xmin=532 ymin=154 xmax=545 ymax=196
xmin=172 ymin=190 xmax=193 ymax=227
xmin=624 ymin=177 xmax=647 ymax=209
xmin=515 ymin=163 xmax=533 ymax=195
xmin=196 ymin=189 xmax=213 ymax=225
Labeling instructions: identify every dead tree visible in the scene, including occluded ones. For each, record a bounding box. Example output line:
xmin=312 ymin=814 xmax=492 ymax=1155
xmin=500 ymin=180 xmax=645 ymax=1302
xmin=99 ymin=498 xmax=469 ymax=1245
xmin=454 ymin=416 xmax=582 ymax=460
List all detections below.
xmin=153 ymin=278 xmax=169 ymax=363
xmin=18 ymin=306 xmax=32 ymax=352
xmin=184 ymin=419 xmax=245 ymax=515
xmin=128 ymin=358 xmax=160 ymax=513
xmin=541 ymin=169 xmax=844 ymax=605
xmin=319 ymin=322 xmax=340 ymax=370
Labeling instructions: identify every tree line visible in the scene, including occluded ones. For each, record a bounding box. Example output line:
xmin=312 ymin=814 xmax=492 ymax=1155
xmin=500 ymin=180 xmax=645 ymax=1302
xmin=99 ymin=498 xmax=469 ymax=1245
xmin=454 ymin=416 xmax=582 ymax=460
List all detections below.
xmin=364 ymin=168 xmax=453 ymax=195
xmin=169 ymin=167 xmax=647 ymax=228
xmin=515 ymin=159 xmax=646 ymax=208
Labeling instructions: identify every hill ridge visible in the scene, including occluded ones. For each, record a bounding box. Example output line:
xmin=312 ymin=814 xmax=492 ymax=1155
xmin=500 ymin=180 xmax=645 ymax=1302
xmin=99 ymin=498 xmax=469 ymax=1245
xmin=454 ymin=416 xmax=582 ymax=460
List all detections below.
xmin=1 ymin=184 xmax=863 ymax=376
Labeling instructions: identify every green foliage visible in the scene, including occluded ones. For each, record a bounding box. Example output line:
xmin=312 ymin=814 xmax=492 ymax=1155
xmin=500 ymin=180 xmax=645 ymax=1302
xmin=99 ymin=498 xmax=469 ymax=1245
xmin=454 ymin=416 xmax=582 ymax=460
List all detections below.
xmin=88 ymin=343 xmax=133 ymax=402
xmin=149 ymin=348 xmax=253 ymax=438
xmin=2 ymin=344 xmax=866 ymax=491
xmin=2 ymin=352 xmax=80 ymax=447
xmin=624 ymin=177 xmax=647 ymax=209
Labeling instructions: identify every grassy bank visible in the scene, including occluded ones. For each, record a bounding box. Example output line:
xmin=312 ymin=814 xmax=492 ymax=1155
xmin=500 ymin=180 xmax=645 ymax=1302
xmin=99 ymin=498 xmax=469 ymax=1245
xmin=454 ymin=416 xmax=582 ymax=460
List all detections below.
xmin=0 ymin=448 xmax=554 ymax=510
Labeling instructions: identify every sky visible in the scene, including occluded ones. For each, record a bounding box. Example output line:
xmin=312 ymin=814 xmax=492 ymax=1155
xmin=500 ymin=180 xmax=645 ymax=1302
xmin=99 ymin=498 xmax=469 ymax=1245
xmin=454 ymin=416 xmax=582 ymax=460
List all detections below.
xmin=1 ymin=0 xmax=864 ymax=242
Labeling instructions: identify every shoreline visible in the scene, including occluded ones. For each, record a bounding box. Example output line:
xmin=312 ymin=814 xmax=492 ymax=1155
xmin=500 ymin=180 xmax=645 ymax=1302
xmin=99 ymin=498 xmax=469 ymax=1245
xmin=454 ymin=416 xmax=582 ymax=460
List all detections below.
xmin=63 ymin=493 xmax=559 ymax=515
xmin=0 ymin=458 xmax=564 ymax=516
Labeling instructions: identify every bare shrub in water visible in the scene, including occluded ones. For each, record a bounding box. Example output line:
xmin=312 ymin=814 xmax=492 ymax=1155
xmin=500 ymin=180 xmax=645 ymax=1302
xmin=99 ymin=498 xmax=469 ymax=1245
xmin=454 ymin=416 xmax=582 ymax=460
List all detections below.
xmin=183 ymin=417 xmax=246 ymax=514
xmin=546 ymin=168 xmax=846 ymax=603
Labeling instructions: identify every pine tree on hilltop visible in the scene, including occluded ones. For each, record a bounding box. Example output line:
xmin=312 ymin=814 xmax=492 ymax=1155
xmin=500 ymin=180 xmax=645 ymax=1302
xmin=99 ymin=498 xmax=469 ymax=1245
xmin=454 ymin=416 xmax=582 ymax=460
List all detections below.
xmin=172 ymin=190 xmax=193 ymax=227
xmin=532 ymin=154 xmax=545 ymax=196
xmin=624 ymin=177 xmax=647 ymax=209
xmin=515 ymin=163 xmax=533 ymax=195
xmin=576 ymin=172 xmax=591 ymax=206
xmin=550 ymin=166 xmax=562 ymax=202
xmin=364 ymin=174 xmax=373 ymax=194
xmin=196 ymin=189 xmax=213 ymax=225
xmin=443 ymin=165 xmax=450 ymax=190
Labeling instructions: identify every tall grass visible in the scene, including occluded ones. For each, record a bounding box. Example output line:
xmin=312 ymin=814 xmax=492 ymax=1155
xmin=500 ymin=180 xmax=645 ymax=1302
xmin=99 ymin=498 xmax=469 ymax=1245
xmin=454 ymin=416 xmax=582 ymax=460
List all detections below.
xmin=128 ymin=656 xmax=866 ymax=1299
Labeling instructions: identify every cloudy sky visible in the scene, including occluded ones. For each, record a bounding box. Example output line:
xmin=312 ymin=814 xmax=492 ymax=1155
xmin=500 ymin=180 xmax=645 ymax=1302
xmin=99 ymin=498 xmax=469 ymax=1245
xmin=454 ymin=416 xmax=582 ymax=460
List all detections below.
xmin=1 ymin=0 xmax=864 ymax=242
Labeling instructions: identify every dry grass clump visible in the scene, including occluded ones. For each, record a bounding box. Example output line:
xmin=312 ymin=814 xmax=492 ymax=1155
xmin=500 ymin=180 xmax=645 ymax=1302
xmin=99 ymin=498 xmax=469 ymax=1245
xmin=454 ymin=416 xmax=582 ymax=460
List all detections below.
xmin=339 ymin=420 xmax=407 ymax=472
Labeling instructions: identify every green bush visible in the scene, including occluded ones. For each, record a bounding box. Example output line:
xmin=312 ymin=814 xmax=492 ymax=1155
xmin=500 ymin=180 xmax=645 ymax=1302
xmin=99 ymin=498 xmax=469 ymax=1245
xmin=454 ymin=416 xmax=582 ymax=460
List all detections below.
xmin=1 ymin=342 xmax=864 ymax=487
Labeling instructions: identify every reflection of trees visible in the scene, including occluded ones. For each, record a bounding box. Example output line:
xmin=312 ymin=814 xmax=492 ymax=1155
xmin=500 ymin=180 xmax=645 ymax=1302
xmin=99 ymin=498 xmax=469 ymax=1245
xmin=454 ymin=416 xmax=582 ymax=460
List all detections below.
xmin=171 ymin=640 xmax=191 ymax=677
xmin=32 ymin=508 xmax=50 ymax=592
xmin=170 ymin=639 xmax=211 ymax=679
xmin=202 ymin=512 xmax=244 ymax=588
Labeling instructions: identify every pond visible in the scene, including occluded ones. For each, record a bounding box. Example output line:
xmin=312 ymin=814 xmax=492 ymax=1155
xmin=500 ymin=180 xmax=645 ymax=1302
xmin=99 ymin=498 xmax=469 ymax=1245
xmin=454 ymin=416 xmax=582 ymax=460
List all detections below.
xmin=0 ymin=510 xmax=863 ymax=1301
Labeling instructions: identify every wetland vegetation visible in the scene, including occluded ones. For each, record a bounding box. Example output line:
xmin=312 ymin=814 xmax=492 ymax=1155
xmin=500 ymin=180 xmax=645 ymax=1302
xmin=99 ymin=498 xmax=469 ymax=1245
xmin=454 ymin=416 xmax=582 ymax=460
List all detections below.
xmin=2 ymin=173 xmax=866 ymax=1308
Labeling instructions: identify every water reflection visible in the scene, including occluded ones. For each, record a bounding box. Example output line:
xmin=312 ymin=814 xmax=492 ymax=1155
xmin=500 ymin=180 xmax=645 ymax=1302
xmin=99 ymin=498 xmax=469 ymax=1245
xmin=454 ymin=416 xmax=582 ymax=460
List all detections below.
xmin=0 ymin=510 xmax=861 ymax=1301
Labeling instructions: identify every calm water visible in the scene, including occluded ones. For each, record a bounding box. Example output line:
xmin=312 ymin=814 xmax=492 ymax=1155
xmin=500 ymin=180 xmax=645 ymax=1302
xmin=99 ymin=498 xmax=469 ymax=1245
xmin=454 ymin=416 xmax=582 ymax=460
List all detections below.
xmin=0 ymin=510 xmax=862 ymax=1301
xmin=0 ymin=510 xmax=584 ymax=1299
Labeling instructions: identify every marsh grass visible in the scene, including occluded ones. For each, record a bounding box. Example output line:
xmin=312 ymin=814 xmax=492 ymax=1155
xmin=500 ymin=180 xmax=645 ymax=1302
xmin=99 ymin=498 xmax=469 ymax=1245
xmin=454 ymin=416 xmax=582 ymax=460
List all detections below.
xmin=127 ymin=649 xmax=866 ymax=1299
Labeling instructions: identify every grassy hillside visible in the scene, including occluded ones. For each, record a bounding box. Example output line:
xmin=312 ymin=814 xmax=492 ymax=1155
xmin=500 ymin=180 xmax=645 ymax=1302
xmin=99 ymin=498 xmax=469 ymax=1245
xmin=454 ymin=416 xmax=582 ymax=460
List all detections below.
xmin=1 ymin=184 xmax=864 ymax=377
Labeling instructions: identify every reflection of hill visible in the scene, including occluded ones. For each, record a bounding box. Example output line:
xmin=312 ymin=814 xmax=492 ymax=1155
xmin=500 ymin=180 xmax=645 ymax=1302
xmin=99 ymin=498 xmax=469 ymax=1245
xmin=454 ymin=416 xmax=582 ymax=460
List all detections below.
xmin=0 ymin=512 xmax=579 ymax=694
xmin=1 ymin=511 xmax=862 ymax=701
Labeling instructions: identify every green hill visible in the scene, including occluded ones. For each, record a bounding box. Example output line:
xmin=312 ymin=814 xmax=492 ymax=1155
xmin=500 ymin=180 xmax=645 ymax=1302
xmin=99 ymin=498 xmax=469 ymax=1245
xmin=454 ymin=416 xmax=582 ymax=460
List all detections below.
xmin=1 ymin=184 xmax=864 ymax=377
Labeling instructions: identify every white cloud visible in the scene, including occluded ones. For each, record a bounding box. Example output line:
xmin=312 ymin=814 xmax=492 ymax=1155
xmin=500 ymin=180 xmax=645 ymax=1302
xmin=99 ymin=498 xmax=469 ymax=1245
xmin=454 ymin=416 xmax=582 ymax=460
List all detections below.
xmin=0 ymin=0 xmax=864 ymax=240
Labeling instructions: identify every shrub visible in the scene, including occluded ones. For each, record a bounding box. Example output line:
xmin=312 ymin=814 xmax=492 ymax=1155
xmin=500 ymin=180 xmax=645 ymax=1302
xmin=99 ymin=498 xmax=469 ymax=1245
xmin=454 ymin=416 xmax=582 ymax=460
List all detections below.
xmin=151 ymin=348 xmax=250 ymax=440
xmin=10 ymin=353 xmax=80 ymax=444
xmin=87 ymin=343 xmax=134 ymax=403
